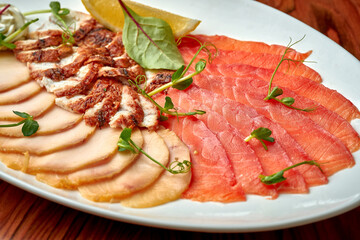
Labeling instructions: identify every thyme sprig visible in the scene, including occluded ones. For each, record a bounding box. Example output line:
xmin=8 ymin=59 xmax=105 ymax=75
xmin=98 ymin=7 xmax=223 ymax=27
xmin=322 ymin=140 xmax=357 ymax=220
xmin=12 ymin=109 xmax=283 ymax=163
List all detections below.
xmin=259 ymin=160 xmax=323 ymax=185
xmin=244 ymin=127 xmax=274 ymax=151
xmin=0 ymin=111 xmax=39 ymax=136
xmin=118 ymin=128 xmax=192 ymax=174
xmin=264 ymin=36 xmax=315 ymax=112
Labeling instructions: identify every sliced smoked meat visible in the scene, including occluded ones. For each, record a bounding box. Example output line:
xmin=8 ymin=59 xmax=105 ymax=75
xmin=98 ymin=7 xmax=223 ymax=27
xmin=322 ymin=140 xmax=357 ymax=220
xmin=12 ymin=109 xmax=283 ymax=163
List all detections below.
xmin=121 ymin=128 xmax=192 ymax=208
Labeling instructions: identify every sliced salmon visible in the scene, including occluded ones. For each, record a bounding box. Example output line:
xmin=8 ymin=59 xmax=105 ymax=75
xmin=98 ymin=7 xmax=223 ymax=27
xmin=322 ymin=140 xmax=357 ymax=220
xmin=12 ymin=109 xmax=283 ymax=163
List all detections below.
xmin=0 ymin=120 xmax=95 ymax=155
xmin=162 ymin=88 xmax=314 ymax=194
xmin=78 ymin=130 xmax=169 ymax=202
xmin=121 ymin=128 xmax=192 ymax=208
xmin=0 ymin=91 xmax=55 ymax=121
xmin=160 ymin=116 xmax=246 ymax=202
xmin=36 ymin=128 xmax=143 ymax=189
xmin=0 ymin=106 xmax=82 ymax=137
xmin=180 ymin=34 xmax=312 ymax=60
xmin=0 ymin=81 xmax=41 ymax=105
xmin=27 ymin=127 xmax=122 ymax=173
xmin=202 ymin=63 xmax=360 ymax=122
xmin=192 ymin=74 xmax=355 ymax=176
xmin=175 ymin=86 xmax=328 ymax=187
xmin=156 ymin=92 xmax=279 ymax=197
xmin=180 ymin=47 xmax=322 ymax=83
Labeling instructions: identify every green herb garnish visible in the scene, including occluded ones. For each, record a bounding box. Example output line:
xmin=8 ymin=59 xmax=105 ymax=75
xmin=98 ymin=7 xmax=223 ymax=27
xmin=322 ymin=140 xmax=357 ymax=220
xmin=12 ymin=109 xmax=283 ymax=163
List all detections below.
xmin=119 ymin=0 xmax=184 ymax=70
xmin=23 ymin=2 xmax=73 ymax=45
xmin=0 ymin=18 xmax=39 ymax=50
xmin=0 ymin=111 xmax=39 ymax=136
xmin=259 ymin=160 xmax=322 ymax=185
xmin=264 ymin=36 xmax=315 ymax=112
xmin=244 ymin=127 xmax=274 ymax=151
xmin=118 ymin=128 xmax=192 ymax=174
xmin=147 ymin=37 xmax=216 ymax=96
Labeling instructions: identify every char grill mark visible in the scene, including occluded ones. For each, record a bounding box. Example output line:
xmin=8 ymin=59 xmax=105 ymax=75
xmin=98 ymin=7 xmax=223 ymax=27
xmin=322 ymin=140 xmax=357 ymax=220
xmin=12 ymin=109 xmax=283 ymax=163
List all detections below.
xmin=13 ymin=11 xmax=158 ymax=130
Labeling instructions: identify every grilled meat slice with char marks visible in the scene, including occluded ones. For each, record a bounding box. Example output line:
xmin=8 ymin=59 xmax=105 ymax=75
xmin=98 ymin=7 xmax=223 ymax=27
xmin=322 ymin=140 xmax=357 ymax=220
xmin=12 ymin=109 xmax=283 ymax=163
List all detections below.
xmin=13 ymin=11 xmax=157 ymax=130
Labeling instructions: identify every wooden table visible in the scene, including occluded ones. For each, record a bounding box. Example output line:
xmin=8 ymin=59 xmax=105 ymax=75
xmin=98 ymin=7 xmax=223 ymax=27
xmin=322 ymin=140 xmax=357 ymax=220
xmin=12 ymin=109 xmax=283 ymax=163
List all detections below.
xmin=1 ymin=0 xmax=359 ymax=239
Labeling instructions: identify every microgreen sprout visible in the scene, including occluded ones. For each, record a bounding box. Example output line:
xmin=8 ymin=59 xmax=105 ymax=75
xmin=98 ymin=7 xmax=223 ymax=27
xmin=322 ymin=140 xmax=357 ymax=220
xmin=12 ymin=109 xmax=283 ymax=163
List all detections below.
xmin=259 ymin=160 xmax=323 ymax=185
xmin=118 ymin=128 xmax=192 ymax=174
xmin=22 ymin=2 xmax=73 ymax=45
xmin=0 ymin=4 xmax=10 ymax=16
xmin=0 ymin=18 xmax=39 ymax=49
xmin=264 ymin=36 xmax=315 ymax=112
xmin=0 ymin=111 xmax=39 ymax=136
xmin=129 ymin=78 xmax=206 ymax=121
xmin=244 ymin=127 xmax=274 ymax=151
xmin=147 ymin=37 xmax=217 ymax=96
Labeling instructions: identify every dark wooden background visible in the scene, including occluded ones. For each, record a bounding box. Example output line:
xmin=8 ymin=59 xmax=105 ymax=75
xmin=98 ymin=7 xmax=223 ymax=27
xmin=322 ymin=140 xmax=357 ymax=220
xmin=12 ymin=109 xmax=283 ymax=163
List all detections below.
xmin=1 ymin=0 xmax=359 ymax=239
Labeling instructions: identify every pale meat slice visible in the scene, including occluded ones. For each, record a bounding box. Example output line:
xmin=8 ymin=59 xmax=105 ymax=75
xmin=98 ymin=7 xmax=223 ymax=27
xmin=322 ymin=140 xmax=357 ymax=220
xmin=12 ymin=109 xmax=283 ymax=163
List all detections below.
xmin=0 ymin=81 xmax=41 ymax=105
xmin=121 ymin=128 xmax=191 ymax=208
xmin=27 ymin=127 xmax=122 ymax=173
xmin=138 ymin=95 xmax=158 ymax=130
xmin=78 ymin=130 xmax=169 ymax=202
xmin=0 ymin=106 xmax=82 ymax=137
xmin=36 ymin=128 xmax=143 ymax=189
xmin=0 ymin=91 xmax=55 ymax=121
xmin=0 ymin=121 xmax=95 ymax=155
xmin=0 ymin=151 xmax=28 ymax=171
xmin=0 ymin=52 xmax=30 ymax=92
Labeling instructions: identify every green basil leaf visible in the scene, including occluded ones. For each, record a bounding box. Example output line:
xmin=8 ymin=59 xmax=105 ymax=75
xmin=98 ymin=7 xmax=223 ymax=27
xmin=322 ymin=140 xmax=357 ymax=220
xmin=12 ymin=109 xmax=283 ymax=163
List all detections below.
xmin=58 ymin=8 xmax=70 ymax=16
xmin=13 ymin=111 xmax=31 ymax=119
xmin=121 ymin=3 xmax=184 ymax=70
xmin=22 ymin=120 xmax=39 ymax=136
xmin=172 ymin=78 xmax=193 ymax=90
xmin=164 ymin=96 xmax=174 ymax=110
xmin=172 ymin=65 xmax=185 ymax=82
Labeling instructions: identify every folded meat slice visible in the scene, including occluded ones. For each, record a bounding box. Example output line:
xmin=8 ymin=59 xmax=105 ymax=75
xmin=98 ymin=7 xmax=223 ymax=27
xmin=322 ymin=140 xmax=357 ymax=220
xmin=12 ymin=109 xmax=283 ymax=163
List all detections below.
xmin=78 ymin=129 xmax=169 ymax=202
xmin=193 ymin=74 xmax=355 ymax=176
xmin=203 ymin=64 xmax=360 ymax=122
xmin=182 ymin=35 xmax=312 ymax=60
xmin=0 ymin=91 xmax=55 ymax=121
xmin=27 ymin=127 xmax=122 ymax=173
xmin=0 ymin=81 xmax=41 ymax=105
xmin=167 ymin=86 xmax=327 ymax=187
xmin=0 ymin=52 xmax=30 ymax=92
xmin=180 ymin=47 xmax=322 ymax=83
xmin=121 ymin=128 xmax=192 ymax=208
xmin=36 ymin=128 xmax=143 ymax=189
xmin=0 ymin=151 xmax=28 ymax=171
xmin=0 ymin=106 xmax=82 ymax=137
xmin=0 ymin=120 xmax=95 ymax=155
xmin=161 ymin=117 xmax=246 ymax=202
xmin=161 ymin=89 xmax=307 ymax=195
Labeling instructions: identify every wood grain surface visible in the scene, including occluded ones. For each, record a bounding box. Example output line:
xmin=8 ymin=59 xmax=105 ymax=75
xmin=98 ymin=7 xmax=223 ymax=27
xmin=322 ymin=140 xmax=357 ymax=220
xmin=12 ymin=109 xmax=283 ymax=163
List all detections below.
xmin=1 ymin=0 xmax=360 ymax=239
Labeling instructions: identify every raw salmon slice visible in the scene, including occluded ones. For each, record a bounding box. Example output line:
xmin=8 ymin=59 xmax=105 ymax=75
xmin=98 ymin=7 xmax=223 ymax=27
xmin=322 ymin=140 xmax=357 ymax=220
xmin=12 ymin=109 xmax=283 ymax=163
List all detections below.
xmin=161 ymin=116 xmax=246 ymax=202
xmin=162 ymin=89 xmax=309 ymax=195
xmin=180 ymin=47 xmax=322 ymax=83
xmin=192 ymin=74 xmax=355 ymax=176
xmin=180 ymin=35 xmax=312 ymax=60
xmin=202 ymin=63 xmax=360 ymax=122
xmin=179 ymin=86 xmax=328 ymax=187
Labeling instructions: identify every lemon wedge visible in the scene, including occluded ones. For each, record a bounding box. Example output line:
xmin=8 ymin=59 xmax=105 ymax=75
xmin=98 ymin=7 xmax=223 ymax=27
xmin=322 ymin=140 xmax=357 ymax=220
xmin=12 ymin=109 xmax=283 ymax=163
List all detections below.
xmin=81 ymin=0 xmax=201 ymax=39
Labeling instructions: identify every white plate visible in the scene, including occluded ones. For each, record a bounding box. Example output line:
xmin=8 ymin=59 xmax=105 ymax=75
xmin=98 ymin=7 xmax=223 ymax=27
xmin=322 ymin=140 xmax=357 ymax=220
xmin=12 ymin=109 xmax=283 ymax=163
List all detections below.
xmin=1 ymin=0 xmax=360 ymax=233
